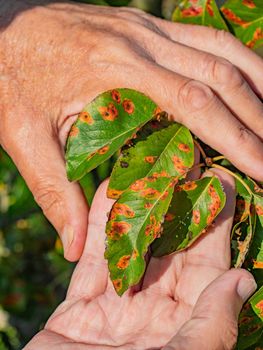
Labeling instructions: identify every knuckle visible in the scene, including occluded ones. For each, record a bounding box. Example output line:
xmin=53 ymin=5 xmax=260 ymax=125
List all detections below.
xmin=236 ymin=125 xmax=253 ymax=145
xmin=33 ymin=179 xmax=64 ymax=215
xmin=208 ymin=57 xmax=244 ymax=90
xmin=214 ymin=29 xmax=237 ymax=50
xmin=177 ymin=80 xmax=214 ymax=113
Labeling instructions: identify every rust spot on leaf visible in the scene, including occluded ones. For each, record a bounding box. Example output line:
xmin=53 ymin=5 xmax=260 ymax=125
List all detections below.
xmin=97 ymin=145 xmax=109 ymax=155
xmin=193 ymin=210 xmax=200 ymax=225
xmin=122 ymin=99 xmax=135 ymax=114
xmin=111 ymin=89 xmax=121 ymax=104
xmin=242 ymin=0 xmax=255 ymax=8
xmin=79 ymin=111 xmax=94 ymax=125
xmin=255 ymin=204 xmax=263 ymax=216
xmin=255 ymin=300 xmax=263 ymax=317
xmin=246 ymin=28 xmax=263 ymax=48
xmin=69 ymin=125 xmax=79 ymax=137
xmin=107 ymin=221 xmax=131 ymax=240
xmin=130 ymin=179 xmax=146 ymax=191
xmin=144 ymin=156 xmax=157 ymax=164
xmin=172 ymin=156 xmax=189 ymax=174
xmin=117 ymin=255 xmax=131 ymax=269
xmin=178 ymin=143 xmax=191 ymax=152
xmin=98 ymin=103 xmax=118 ymax=121
xmin=181 ymin=6 xmax=203 ymax=17
xmin=107 ymin=188 xmax=123 ymax=199
xmin=140 ymin=188 xmax=161 ymax=200
xmin=132 ymin=249 xmax=139 ymax=260
xmin=110 ymin=203 xmax=135 ymax=220
xmin=253 ymin=260 xmax=263 ymax=269
xmin=221 ymin=7 xmax=249 ymax=27
xmin=182 ymin=181 xmax=197 ymax=191
xmin=206 ymin=0 xmax=214 ymax=16
xmin=113 ymin=279 xmax=122 ymax=292
xmin=164 ymin=213 xmax=175 ymax=221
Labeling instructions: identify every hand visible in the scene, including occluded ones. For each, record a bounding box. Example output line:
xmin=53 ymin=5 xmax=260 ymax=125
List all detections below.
xmin=24 ymin=170 xmax=257 ymax=350
xmin=0 ymin=1 xmax=263 ymax=261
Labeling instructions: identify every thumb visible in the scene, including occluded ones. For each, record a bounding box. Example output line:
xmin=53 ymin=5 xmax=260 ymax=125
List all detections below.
xmin=1 ymin=118 xmax=88 ymax=262
xmin=164 ymin=269 xmax=257 ymax=350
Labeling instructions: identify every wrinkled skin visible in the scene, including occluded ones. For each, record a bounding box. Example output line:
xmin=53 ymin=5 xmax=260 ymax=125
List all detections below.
xmin=0 ymin=1 xmax=263 ymax=260
xmin=24 ymin=170 xmax=257 ymax=350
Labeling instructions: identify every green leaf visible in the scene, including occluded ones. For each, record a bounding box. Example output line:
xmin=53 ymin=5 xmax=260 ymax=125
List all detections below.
xmin=236 ymin=286 xmax=263 ymax=349
xmin=221 ymin=0 xmax=263 ymax=49
xmin=151 ymin=176 xmax=226 ymax=257
xmin=66 ymin=89 xmax=158 ymax=181
xmin=79 ymin=173 xmax=97 ymax=206
xmin=105 ymin=174 xmax=176 ymax=296
xmin=108 ymin=122 xmax=194 ymax=199
xmin=172 ymin=0 xmax=229 ymax=30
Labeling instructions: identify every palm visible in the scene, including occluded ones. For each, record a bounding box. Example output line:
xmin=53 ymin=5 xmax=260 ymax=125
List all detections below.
xmin=26 ymin=175 xmax=235 ymax=350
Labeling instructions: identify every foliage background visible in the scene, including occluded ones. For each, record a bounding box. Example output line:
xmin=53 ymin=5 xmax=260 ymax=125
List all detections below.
xmin=0 ymin=0 xmax=262 ymax=349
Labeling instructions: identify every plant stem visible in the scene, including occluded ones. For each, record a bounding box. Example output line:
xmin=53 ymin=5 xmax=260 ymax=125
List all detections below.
xmin=211 ymin=163 xmax=253 ymax=196
xmin=188 ymin=162 xmax=206 ymax=174
xmin=212 ymin=155 xmax=226 ymax=162
xmin=193 ymin=139 xmax=207 ymax=160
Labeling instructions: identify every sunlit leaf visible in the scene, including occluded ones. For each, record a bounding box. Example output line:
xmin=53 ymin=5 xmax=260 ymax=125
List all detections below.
xmin=105 ymin=174 xmax=176 ymax=296
xmin=172 ymin=0 xmax=229 ymax=30
xmin=151 ymin=176 xmax=226 ymax=257
xmin=66 ymin=89 xmax=158 ymax=181
xmin=108 ymin=122 xmax=194 ymax=199
xmin=221 ymin=0 xmax=263 ymax=49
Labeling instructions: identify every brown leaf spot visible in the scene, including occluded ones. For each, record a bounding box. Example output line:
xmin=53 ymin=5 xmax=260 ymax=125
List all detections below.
xmin=98 ymin=103 xmax=118 ymax=121
xmin=130 ymin=179 xmax=146 ymax=191
xmin=178 ymin=143 xmax=191 ymax=152
xmin=206 ymin=0 xmax=214 ymax=16
xmin=253 ymin=260 xmax=263 ymax=269
xmin=221 ymin=7 xmax=248 ymax=26
xmin=144 ymin=202 xmax=153 ymax=209
xmin=242 ymin=0 xmax=256 ymax=8
xmin=140 ymin=188 xmax=161 ymax=200
xmin=181 ymin=181 xmax=197 ymax=191
xmin=107 ymin=188 xmax=123 ymax=199
xmin=111 ymin=89 xmax=121 ymax=104
xmin=255 ymin=204 xmax=263 ymax=216
xmin=132 ymin=249 xmax=139 ymax=260
xmin=113 ymin=279 xmax=122 ymax=292
xmin=255 ymin=300 xmax=263 ymax=317
xmin=122 ymin=99 xmax=135 ymax=114
xmin=97 ymin=145 xmax=109 ymax=155
xmin=172 ymin=156 xmax=189 ymax=174
xmin=107 ymin=221 xmax=131 ymax=240
xmin=193 ymin=210 xmax=200 ymax=225
xmin=69 ymin=125 xmax=79 ymax=137
xmin=117 ymin=255 xmax=131 ymax=269
xmin=181 ymin=6 xmax=203 ymax=17
xmin=161 ymin=190 xmax=169 ymax=200
xmin=79 ymin=111 xmax=94 ymax=125
xmin=110 ymin=203 xmax=135 ymax=220
xmin=164 ymin=213 xmax=175 ymax=221
xmin=144 ymin=156 xmax=157 ymax=164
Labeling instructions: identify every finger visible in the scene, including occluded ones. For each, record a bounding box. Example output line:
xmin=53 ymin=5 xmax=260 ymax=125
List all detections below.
xmin=187 ymin=168 xmax=236 ymax=269
xmin=163 ymin=269 xmax=257 ymax=350
xmin=67 ymin=180 xmax=114 ymax=299
xmin=1 ymin=115 xmax=88 ymax=262
xmin=146 ymin=35 xmax=263 ymax=139
xmin=148 ymin=18 xmax=263 ymax=97
xmin=117 ymin=60 xmax=263 ymax=181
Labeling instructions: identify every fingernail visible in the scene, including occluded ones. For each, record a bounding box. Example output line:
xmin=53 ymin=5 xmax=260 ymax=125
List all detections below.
xmin=61 ymin=226 xmax=75 ymax=255
xmin=237 ymin=278 xmax=257 ymax=302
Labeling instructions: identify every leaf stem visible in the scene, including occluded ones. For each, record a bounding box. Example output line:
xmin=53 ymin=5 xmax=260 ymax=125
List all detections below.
xmin=194 ymin=139 xmax=207 ymax=160
xmin=212 ymin=155 xmax=226 ymax=162
xmin=211 ymin=164 xmax=253 ymax=196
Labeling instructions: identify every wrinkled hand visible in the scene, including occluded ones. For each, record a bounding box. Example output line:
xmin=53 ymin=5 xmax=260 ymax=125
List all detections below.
xmin=24 ymin=170 xmax=257 ymax=350
xmin=0 ymin=1 xmax=263 ymax=261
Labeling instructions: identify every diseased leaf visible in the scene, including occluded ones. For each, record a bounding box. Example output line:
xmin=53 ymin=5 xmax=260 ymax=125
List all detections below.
xmin=221 ymin=0 xmax=263 ymax=49
xmin=151 ymin=176 xmax=226 ymax=257
xmin=105 ymin=174 xmax=177 ymax=296
xmin=237 ymin=286 xmax=263 ymax=349
xmin=108 ymin=123 xmax=194 ymax=199
xmin=66 ymin=89 xmax=159 ymax=181
xmin=172 ymin=0 xmax=229 ymax=30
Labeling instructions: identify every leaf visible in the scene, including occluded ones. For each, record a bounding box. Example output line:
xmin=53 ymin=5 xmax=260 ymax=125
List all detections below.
xmin=172 ymin=0 xmax=229 ymax=30
xmin=105 ymin=174 xmax=177 ymax=296
xmin=66 ymin=89 xmax=159 ymax=181
xmin=236 ymin=286 xmax=263 ymax=349
xmin=79 ymin=173 xmax=97 ymax=206
xmin=221 ymin=0 xmax=263 ymax=49
xmin=151 ymin=176 xmax=226 ymax=257
xmin=108 ymin=122 xmax=194 ymax=199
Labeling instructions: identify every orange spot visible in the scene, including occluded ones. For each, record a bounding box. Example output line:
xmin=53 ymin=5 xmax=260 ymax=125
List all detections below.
xmin=161 ymin=190 xmax=169 ymax=200
xmin=242 ymin=0 xmax=255 ymax=8
xmin=122 ymin=99 xmax=135 ymax=114
xmin=97 ymin=145 xmax=109 ymax=155
xmin=130 ymin=179 xmax=146 ymax=191
xmin=144 ymin=202 xmax=153 ymax=209
xmin=178 ymin=143 xmax=190 ymax=152
xmin=79 ymin=111 xmax=94 ymax=125
xmin=69 ymin=125 xmax=79 ymax=137
xmin=165 ymin=213 xmax=175 ymax=221
xmin=253 ymin=260 xmax=263 ymax=269
xmin=117 ymin=255 xmax=131 ymax=269
xmin=145 ymin=215 xmax=161 ymax=238
xmin=111 ymin=89 xmax=121 ymax=103
xmin=255 ymin=300 xmax=263 ymax=317
xmin=107 ymin=188 xmax=123 ymax=199
xmin=206 ymin=0 xmax=214 ymax=16
xmin=246 ymin=28 xmax=263 ymax=48
xmin=182 ymin=181 xmax=197 ymax=191
xmin=107 ymin=221 xmax=131 ymax=240
xmin=181 ymin=6 xmax=202 ymax=17
xmin=172 ymin=155 xmax=189 ymax=174
xmin=221 ymin=8 xmax=248 ymax=27
xmin=110 ymin=203 xmax=135 ymax=220
xmin=140 ymin=188 xmax=161 ymax=200
xmin=132 ymin=249 xmax=139 ymax=260
xmin=144 ymin=156 xmax=157 ymax=164
xmin=193 ymin=210 xmax=200 ymax=224
xmin=113 ymin=279 xmax=122 ymax=292
xmin=98 ymin=103 xmax=118 ymax=121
